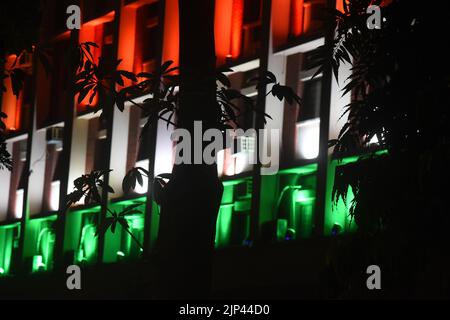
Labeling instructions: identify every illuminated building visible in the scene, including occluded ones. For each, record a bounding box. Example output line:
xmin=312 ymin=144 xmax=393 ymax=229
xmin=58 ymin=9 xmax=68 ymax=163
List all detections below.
xmin=0 ymin=0 xmax=360 ymax=293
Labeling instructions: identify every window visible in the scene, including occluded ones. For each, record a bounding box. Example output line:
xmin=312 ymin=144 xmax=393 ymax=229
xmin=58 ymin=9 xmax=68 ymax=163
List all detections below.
xmin=134 ymin=3 xmax=159 ymax=73
xmin=229 ymin=68 xmax=258 ymax=130
xmin=282 ymin=50 xmax=322 ymax=161
xmin=242 ymin=0 xmax=262 ymax=58
xmin=94 ymin=127 xmax=108 ymax=172
xmin=243 ymin=0 xmax=262 ymax=25
xmin=219 ymin=68 xmax=257 ymax=176
xmin=85 ymin=118 xmax=109 ymax=177
xmin=46 ymin=37 xmax=70 ymax=127
xmin=297 ymin=50 xmax=322 ymax=122
xmin=101 ymin=21 xmax=115 ymax=62
xmin=297 ymin=77 xmax=321 ymax=122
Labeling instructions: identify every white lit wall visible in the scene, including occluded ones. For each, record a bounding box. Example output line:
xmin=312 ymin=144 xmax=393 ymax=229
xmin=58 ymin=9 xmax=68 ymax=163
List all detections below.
xmin=154 ymin=118 xmax=174 ymax=177
xmin=67 ymin=118 xmax=89 ymax=196
xmin=109 ymin=105 xmax=130 ymax=198
xmin=0 ymin=141 xmax=12 ymax=220
xmin=49 ymin=180 xmax=60 ymax=211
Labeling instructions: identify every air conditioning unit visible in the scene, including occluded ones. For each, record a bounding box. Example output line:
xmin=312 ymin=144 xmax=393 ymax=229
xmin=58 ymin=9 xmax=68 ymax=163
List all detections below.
xmin=46 ymin=127 xmax=63 ymax=143
xmin=46 ymin=127 xmax=63 ymax=151
xmin=231 ymin=135 xmax=255 ymax=156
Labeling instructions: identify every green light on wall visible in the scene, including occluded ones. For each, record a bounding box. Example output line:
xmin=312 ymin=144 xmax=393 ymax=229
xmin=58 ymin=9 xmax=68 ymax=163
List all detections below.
xmin=26 ymin=216 xmax=57 ymax=273
xmin=0 ymin=223 xmax=20 ymax=276
xmin=291 ymin=189 xmax=315 ymax=239
xmin=278 ymin=163 xmax=318 ymax=176
xmin=32 ymin=227 xmax=55 ymax=272
xmin=215 ymin=204 xmax=233 ymax=247
xmin=77 ymin=223 xmax=98 ymax=264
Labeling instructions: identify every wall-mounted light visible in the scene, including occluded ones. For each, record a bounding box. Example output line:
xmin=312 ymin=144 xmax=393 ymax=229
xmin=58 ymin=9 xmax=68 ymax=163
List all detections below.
xmin=331 ymin=223 xmax=342 ymax=236
xmin=293 ymin=189 xmax=315 ymax=204
xmin=116 ymin=251 xmax=125 ymax=257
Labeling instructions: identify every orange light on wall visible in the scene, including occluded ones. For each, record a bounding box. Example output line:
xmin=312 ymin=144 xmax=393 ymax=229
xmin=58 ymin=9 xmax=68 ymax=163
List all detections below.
xmin=230 ymin=0 xmax=244 ymax=59
xmin=1 ymin=56 xmax=18 ymax=131
xmin=214 ymin=0 xmax=233 ymax=65
xmin=0 ymin=54 xmax=31 ymax=132
xmin=291 ymin=0 xmax=304 ymax=37
xmin=303 ymin=2 xmax=311 ymax=33
xmin=118 ymin=5 xmax=137 ymax=86
xmin=271 ymin=0 xmax=291 ymax=48
xmin=162 ymin=0 xmax=179 ymax=70
xmin=336 ymin=0 xmax=345 ymax=12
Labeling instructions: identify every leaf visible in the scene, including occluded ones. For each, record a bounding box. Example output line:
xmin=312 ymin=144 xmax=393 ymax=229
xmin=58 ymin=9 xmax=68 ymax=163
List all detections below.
xmin=136 ymin=170 xmax=143 ymax=186
xmin=85 ymin=42 xmax=99 ymax=48
xmin=120 ymin=202 xmax=144 ymax=216
xmin=270 ymin=83 xmax=302 ymax=106
xmin=137 ymin=167 xmax=149 ymax=176
xmin=137 ymin=72 xmax=153 ymax=78
xmin=118 ymin=218 xmax=129 ymax=230
xmin=10 ymin=68 xmax=25 ymax=98
xmin=117 ymin=70 xmax=138 ymax=82
xmin=95 ymin=217 xmax=114 ymax=236
xmin=77 ymin=84 xmax=94 ymax=104
xmin=122 ymin=167 xmax=147 ymax=194
xmin=159 ymin=60 xmax=174 ymax=73
xmin=152 ymin=173 xmax=172 ymax=205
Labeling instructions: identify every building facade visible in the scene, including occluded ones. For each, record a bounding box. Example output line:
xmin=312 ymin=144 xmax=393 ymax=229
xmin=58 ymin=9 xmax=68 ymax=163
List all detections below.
xmin=0 ymin=0 xmax=357 ymax=279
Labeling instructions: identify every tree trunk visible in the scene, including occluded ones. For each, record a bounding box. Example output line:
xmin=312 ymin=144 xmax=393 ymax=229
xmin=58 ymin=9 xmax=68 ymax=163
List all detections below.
xmin=154 ymin=0 xmax=223 ymax=299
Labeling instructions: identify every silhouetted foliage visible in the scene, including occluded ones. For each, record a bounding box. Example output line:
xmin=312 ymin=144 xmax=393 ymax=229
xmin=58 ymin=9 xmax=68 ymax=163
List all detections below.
xmin=318 ymin=0 xmax=450 ymax=297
